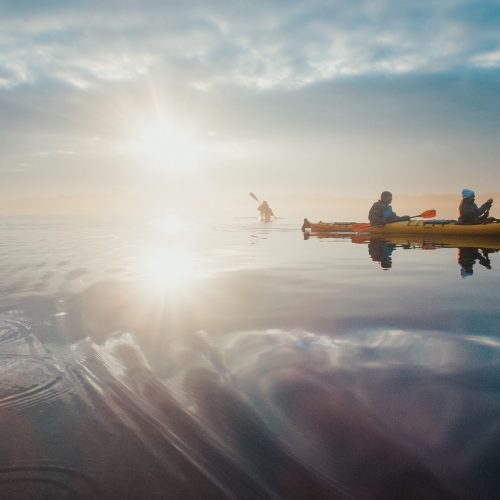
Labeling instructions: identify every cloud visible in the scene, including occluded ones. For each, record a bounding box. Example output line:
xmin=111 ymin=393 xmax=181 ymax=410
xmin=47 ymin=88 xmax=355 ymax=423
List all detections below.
xmin=0 ymin=0 xmax=499 ymax=91
xmin=471 ymin=49 xmax=500 ymax=68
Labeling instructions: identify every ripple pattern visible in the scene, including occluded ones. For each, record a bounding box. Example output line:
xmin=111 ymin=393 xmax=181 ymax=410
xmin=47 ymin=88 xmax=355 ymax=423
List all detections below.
xmin=0 ymin=355 xmax=72 ymax=412
xmin=0 ymin=314 xmax=31 ymax=345
xmin=0 ymin=465 xmax=101 ymax=499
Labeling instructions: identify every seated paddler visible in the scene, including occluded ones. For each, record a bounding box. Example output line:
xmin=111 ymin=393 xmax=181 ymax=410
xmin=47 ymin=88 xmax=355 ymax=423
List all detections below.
xmin=368 ymin=191 xmax=410 ymax=226
xmin=258 ymin=200 xmax=274 ymax=219
xmin=458 ymin=189 xmax=494 ymax=224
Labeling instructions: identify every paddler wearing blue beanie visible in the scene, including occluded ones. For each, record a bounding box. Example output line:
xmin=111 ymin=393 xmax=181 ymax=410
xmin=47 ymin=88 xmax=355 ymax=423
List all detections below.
xmin=458 ymin=189 xmax=494 ymax=224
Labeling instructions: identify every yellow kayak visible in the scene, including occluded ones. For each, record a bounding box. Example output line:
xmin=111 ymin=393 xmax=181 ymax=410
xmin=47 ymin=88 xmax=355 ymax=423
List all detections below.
xmin=302 ymin=218 xmax=500 ymax=237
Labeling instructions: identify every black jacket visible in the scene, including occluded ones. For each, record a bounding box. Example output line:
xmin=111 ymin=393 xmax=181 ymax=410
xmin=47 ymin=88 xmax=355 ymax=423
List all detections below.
xmin=458 ymin=199 xmax=492 ymax=224
xmin=368 ymin=201 xmax=409 ymax=225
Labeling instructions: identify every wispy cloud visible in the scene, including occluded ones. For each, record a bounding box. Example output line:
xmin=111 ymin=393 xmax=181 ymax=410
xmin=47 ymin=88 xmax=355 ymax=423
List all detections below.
xmin=471 ymin=49 xmax=500 ymax=68
xmin=1 ymin=0 xmax=499 ymax=90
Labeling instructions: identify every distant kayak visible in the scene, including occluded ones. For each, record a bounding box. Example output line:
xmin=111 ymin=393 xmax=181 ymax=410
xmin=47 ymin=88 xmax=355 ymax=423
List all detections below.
xmin=302 ymin=218 xmax=500 ymax=237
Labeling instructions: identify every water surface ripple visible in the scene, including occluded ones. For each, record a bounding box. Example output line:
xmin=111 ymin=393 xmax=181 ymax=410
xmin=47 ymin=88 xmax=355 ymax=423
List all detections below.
xmin=0 ymin=216 xmax=499 ymax=498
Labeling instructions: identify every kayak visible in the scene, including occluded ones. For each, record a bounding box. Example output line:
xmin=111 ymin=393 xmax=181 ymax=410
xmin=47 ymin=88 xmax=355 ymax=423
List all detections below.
xmin=301 ymin=220 xmax=356 ymax=232
xmin=302 ymin=218 xmax=500 ymax=237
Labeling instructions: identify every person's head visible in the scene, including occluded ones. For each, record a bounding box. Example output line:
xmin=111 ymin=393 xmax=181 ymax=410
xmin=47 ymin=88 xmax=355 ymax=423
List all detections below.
xmin=380 ymin=191 xmax=392 ymax=204
xmin=462 ymin=189 xmax=475 ymax=201
xmin=460 ymin=266 xmax=473 ymax=278
xmin=381 ymin=258 xmax=392 ymax=270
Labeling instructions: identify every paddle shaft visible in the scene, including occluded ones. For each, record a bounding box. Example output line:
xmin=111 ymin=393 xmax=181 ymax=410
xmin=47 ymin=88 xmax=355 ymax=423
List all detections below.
xmin=352 ymin=209 xmax=436 ymax=231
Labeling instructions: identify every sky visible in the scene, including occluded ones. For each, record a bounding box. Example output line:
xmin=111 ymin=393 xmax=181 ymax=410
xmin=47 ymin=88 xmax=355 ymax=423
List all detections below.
xmin=1 ymin=0 xmax=499 ymax=218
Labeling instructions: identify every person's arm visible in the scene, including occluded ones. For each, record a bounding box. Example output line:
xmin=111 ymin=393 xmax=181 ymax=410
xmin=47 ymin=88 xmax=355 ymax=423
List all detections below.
xmin=393 ymin=211 xmax=411 ymax=222
xmin=477 ymin=199 xmax=493 ymax=218
xmin=478 ymin=250 xmax=492 ymax=269
xmin=381 ymin=205 xmax=396 ymax=223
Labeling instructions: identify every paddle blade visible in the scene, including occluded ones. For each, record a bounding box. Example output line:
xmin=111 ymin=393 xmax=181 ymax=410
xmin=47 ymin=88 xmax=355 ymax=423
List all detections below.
xmin=249 ymin=192 xmax=259 ymax=202
xmin=419 ymin=209 xmax=436 ymax=218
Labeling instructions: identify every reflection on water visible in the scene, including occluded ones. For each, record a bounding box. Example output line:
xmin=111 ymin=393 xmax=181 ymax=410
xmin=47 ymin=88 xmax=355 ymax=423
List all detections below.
xmin=1 ymin=217 xmax=500 ymax=498
xmin=138 ymin=248 xmax=208 ymax=293
xmin=310 ymin=232 xmax=500 ymax=277
xmin=148 ymin=210 xmax=186 ymax=234
xmin=368 ymin=238 xmax=398 ymax=269
xmin=458 ymin=247 xmax=496 ymax=278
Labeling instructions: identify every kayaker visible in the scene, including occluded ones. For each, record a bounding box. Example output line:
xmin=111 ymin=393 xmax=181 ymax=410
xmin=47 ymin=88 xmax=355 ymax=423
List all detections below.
xmin=258 ymin=201 xmax=274 ymax=220
xmin=458 ymin=247 xmax=496 ymax=278
xmin=458 ymin=189 xmax=494 ymax=224
xmin=368 ymin=191 xmax=411 ymax=226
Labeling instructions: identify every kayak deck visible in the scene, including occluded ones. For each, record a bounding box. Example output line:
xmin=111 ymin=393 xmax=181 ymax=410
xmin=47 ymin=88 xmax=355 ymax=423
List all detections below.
xmin=302 ymin=218 xmax=500 ymax=237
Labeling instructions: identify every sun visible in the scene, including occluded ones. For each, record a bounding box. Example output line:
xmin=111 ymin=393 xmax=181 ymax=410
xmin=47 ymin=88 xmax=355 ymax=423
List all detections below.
xmin=131 ymin=115 xmax=203 ymax=173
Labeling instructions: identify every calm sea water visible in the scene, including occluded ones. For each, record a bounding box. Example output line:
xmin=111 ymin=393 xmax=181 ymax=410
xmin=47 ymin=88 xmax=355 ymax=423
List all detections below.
xmin=1 ymin=215 xmax=500 ymax=499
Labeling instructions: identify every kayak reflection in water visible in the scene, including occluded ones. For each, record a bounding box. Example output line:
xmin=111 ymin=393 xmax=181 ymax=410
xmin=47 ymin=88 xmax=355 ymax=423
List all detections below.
xmin=458 ymin=247 xmax=498 ymax=278
xmin=368 ymin=239 xmax=397 ymax=269
xmin=257 ymin=201 xmax=274 ymax=221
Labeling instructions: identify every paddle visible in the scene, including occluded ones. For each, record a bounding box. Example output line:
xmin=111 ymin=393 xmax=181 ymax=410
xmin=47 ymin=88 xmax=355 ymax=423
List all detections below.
xmin=352 ymin=209 xmax=436 ymax=231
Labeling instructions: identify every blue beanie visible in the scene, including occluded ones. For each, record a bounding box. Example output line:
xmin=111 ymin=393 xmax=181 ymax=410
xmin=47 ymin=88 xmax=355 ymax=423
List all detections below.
xmin=460 ymin=267 xmax=473 ymax=279
xmin=462 ymin=189 xmax=475 ymax=199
